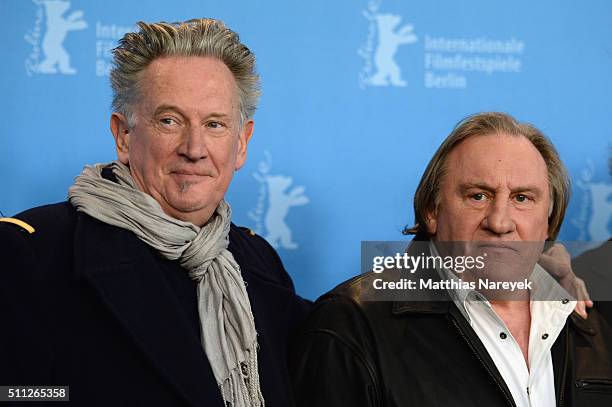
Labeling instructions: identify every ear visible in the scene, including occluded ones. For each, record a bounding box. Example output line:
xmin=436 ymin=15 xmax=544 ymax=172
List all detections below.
xmin=235 ymin=119 xmax=254 ymax=170
xmin=424 ymin=206 xmax=438 ymax=235
xmin=110 ymin=112 xmax=131 ymax=164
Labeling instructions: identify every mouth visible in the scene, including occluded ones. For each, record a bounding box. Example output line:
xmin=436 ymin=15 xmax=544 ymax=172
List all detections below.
xmin=170 ymin=170 xmax=210 ymax=182
xmin=476 ymin=242 xmax=519 ymax=254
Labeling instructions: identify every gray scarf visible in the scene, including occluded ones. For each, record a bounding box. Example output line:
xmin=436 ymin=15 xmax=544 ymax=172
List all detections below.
xmin=68 ymin=161 xmax=264 ymax=407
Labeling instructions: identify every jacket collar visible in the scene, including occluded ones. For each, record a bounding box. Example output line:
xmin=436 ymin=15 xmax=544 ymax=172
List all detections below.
xmin=73 ymin=211 xmax=224 ymax=407
xmin=391 ymin=238 xmax=454 ymax=315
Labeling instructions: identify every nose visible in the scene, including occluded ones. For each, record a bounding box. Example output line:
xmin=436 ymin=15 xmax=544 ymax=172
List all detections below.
xmin=481 ymin=198 xmax=516 ymax=236
xmin=178 ymin=125 xmax=208 ymax=162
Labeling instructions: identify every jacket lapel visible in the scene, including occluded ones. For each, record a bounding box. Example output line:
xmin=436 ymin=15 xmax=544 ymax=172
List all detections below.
xmin=551 ymin=321 xmax=569 ymax=405
xmin=73 ymin=212 xmax=224 ymax=407
xmin=391 ymin=261 xmax=517 ymax=407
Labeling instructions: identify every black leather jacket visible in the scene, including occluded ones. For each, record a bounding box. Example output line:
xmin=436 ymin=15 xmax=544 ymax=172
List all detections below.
xmin=289 ymin=271 xmax=612 ymax=406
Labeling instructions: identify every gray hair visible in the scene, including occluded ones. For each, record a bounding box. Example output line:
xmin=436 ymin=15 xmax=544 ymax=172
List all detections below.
xmin=110 ymin=18 xmax=260 ymax=126
xmin=404 ymin=112 xmax=570 ymax=241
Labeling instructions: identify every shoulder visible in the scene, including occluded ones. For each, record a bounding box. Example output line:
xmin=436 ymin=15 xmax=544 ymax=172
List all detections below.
xmin=229 ymin=224 xmax=314 ymax=328
xmin=228 ymin=224 xmax=295 ymax=290
xmin=229 ymin=224 xmax=268 ymax=251
xmin=299 ymin=273 xmax=391 ymax=347
xmin=567 ymin=302 xmax=612 ymax=344
xmin=1 ymin=201 xmax=77 ymax=240
xmin=317 ymin=272 xmax=391 ymax=316
xmin=572 ymin=241 xmax=612 ymax=300
xmin=290 ymin=274 xmax=385 ymax=400
xmin=0 ymin=202 xmax=77 ymax=278
xmin=589 ymin=302 xmax=612 ymax=330
xmin=573 ymin=241 xmax=612 ymax=267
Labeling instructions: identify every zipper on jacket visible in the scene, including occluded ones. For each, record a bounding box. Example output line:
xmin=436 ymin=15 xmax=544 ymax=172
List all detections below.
xmin=576 ymin=379 xmax=612 ymax=393
xmin=450 ymin=316 xmax=516 ymax=407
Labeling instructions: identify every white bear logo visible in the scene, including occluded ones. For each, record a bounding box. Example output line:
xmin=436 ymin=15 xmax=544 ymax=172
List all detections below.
xmin=248 ymin=152 xmax=309 ymax=250
xmin=367 ymin=13 xmax=417 ymax=87
xmin=37 ymin=0 xmax=87 ymax=74
xmin=573 ymin=160 xmax=612 ymax=242
xmin=585 ymin=182 xmax=612 ymax=239
xmin=263 ymin=175 xmax=309 ymax=249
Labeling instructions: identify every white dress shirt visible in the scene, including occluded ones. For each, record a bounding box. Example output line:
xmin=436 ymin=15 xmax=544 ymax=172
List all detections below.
xmin=431 ymin=243 xmax=576 ymax=407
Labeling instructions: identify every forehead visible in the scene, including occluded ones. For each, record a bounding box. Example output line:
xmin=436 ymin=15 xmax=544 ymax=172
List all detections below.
xmin=444 ymin=134 xmax=549 ymax=188
xmin=137 ymin=56 xmax=238 ymax=111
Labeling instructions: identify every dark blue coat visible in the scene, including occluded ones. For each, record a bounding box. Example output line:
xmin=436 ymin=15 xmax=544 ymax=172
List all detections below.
xmin=0 ymin=201 xmax=312 ymax=406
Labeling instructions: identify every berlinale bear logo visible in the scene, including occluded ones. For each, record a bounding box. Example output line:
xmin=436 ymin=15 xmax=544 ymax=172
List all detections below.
xmin=249 ymin=152 xmax=309 ymax=250
xmin=368 ymin=14 xmax=417 ymax=86
xmin=359 ymin=0 xmax=417 ymax=88
xmin=573 ymin=159 xmax=612 ymax=244
xmin=25 ymin=0 xmax=88 ymax=75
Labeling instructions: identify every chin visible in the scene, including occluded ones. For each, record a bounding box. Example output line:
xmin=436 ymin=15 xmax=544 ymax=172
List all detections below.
xmin=168 ymin=197 xmax=210 ymax=213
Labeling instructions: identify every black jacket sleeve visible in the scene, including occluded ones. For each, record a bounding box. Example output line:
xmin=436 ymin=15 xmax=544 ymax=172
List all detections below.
xmin=289 ymin=295 xmax=380 ymax=407
xmin=0 ymin=221 xmax=53 ymax=386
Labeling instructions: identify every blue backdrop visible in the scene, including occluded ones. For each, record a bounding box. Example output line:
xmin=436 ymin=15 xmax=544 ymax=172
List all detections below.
xmin=2 ymin=0 xmax=611 ymax=299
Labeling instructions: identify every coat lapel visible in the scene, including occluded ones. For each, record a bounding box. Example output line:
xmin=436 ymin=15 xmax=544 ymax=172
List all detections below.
xmin=73 ymin=212 xmax=224 ymax=407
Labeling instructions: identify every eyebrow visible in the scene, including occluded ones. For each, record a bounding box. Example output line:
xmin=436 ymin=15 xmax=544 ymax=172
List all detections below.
xmin=458 ymin=182 xmax=545 ymax=195
xmin=153 ymin=104 xmax=185 ymax=117
xmin=152 ymin=105 xmax=231 ymax=119
xmin=206 ymin=112 xmax=231 ymax=119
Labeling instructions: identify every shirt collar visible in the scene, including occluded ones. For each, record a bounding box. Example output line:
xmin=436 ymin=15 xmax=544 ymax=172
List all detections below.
xmin=428 ymin=241 xmax=577 ymax=324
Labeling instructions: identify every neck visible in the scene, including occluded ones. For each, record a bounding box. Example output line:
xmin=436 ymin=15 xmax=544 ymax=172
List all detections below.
xmin=490 ymin=300 xmax=531 ymax=367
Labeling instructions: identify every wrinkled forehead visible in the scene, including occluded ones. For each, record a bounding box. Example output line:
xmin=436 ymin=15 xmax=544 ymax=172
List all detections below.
xmin=136 ymin=56 xmax=240 ymax=114
xmin=443 ymin=133 xmax=549 ymax=190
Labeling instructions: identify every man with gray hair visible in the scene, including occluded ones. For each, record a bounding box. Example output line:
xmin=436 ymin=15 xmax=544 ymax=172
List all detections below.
xmin=0 ymin=19 xmax=310 ymax=407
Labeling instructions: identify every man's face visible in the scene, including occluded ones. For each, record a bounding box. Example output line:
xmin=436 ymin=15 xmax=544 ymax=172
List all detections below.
xmin=111 ymin=56 xmax=253 ymax=226
xmin=426 ymin=134 xmax=550 ymax=243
